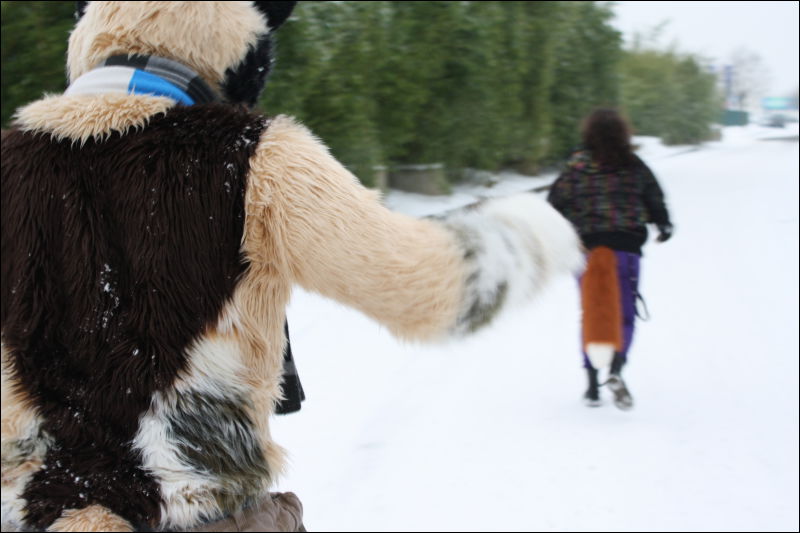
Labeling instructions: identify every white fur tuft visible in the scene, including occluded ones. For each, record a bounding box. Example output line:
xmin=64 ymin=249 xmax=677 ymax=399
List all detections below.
xmin=2 ymin=344 xmax=51 ymax=533
xmin=480 ymin=193 xmax=584 ymax=277
xmin=586 ymin=342 xmax=615 ymax=369
xmin=441 ymin=192 xmax=583 ymax=335
xmin=132 ymin=334 xmax=260 ymax=530
xmin=133 ymin=392 xmax=224 ymax=530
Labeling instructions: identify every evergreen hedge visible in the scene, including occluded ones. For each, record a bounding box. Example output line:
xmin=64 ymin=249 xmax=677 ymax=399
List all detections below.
xmin=1 ymin=1 xmax=722 ymax=185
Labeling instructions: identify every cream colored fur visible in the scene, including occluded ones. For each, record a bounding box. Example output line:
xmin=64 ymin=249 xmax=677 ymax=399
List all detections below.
xmin=1 ymin=344 xmax=50 ymax=532
xmin=14 ymin=93 xmax=175 ymax=145
xmin=67 ymin=2 xmax=268 ymax=91
xmin=249 ymin=115 xmax=468 ymax=341
xmin=47 ymin=505 xmax=133 ymax=532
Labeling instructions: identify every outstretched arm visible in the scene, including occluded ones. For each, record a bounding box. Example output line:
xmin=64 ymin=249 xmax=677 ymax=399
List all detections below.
xmin=248 ymin=116 xmax=583 ymax=340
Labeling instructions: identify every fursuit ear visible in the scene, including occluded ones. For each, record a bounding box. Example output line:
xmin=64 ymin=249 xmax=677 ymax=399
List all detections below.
xmin=253 ymin=1 xmax=296 ymax=30
xmin=75 ymin=1 xmax=89 ymax=20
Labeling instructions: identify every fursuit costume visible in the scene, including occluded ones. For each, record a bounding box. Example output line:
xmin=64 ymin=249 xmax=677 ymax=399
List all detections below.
xmin=1 ymin=2 xmax=582 ymax=531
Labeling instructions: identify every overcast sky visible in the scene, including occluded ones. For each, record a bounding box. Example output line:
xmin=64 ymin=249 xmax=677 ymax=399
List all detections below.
xmin=609 ymin=1 xmax=799 ymax=97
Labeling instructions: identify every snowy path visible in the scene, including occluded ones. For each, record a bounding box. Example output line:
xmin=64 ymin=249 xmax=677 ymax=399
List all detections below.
xmin=273 ymin=127 xmax=799 ymax=531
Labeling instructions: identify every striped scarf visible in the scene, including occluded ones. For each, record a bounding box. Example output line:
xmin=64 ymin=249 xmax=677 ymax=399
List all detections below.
xmin=66 ymin=54 xmax=218 ymax=104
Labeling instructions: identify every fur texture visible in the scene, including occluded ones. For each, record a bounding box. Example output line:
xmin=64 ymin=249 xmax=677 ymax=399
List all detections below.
xmin=1 ymin=344 xmax=51 ymax=532
xmin=2 ymin=104 xmax=266 ymax=529
xmin=248 ymin=117 xmax=583 ymax=340
xmin=67 ymin=2 xmax=270 ymax=101
xmin=47 ymin=505 xmax=133 ymax=532
xmin=68 ymin=1 xmax=297 ymax=107
xmin=249 ymin=116 xmax=469 ymax=341
xmin=14 ymin=93 xmax=175 ymax=145
xmin=581 ymin=246 xmax=623 ymax=367
xmin=132 ymin=333 xmax=276 ymax=529
xmin=440 ymin=194 xmax=584 ymax=334
xmin=586 ymin=343 xmax=616 ymax=370
xmin=3 ymin=3 xmax=583 ymax=530
xmin=253 ymin=2 xmax=296 ymax=30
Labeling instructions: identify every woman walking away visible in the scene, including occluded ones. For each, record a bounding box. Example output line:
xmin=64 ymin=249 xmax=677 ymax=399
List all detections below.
xmin=547 ymin=108 xmax=673 ymax=410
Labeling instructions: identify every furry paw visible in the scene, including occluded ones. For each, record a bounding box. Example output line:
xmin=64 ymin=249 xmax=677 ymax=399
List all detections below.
xmin=440 ymin=193 xmax=583 ymax=334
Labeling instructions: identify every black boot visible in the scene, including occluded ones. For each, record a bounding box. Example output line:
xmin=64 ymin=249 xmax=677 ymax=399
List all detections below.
xmin=610 ymin=352 xmax=625 ymax=376
xmin=583 ymin=367 xmax=602 ymax=407
xmin=606 ymin=353 xmax=634 ymax=410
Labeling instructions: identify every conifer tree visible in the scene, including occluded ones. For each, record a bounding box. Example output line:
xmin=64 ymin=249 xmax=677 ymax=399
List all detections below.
xmin=549 ymin=1 xmax=622 ymax=161
xmin=504 ymin=1 xmax=562 ymax=172
xmin=620 ymin=43 xmax=722 ymax=145
xmin=1 ymin=1 xmax=75 ymax=127
xmin=2 ymin=1 xmax=721 ymax=183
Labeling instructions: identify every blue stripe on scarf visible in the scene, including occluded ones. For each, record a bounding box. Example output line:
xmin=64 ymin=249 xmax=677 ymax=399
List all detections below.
xmin=129 ymin=70 xmax=194 ymax=105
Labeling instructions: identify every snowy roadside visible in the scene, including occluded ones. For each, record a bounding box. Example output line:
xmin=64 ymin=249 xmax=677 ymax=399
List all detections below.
xmin=274 ymin=125 xmax=799 ymax=532
xmin=383 ymin=133 xmax=713 ymax=217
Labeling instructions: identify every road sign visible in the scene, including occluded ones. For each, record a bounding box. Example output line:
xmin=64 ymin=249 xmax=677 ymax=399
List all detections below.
xmin=762 ymin=97 xmax=792 ymax=110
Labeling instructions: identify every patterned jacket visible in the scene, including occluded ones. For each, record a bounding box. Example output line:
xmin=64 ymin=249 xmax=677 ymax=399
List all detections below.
xmin=547 ymin=149 xmax=671 ymax=253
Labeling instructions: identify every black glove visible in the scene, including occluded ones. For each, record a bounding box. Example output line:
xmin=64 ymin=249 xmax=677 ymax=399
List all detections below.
xmin=656 ymin=223 xmax=673 ymax=243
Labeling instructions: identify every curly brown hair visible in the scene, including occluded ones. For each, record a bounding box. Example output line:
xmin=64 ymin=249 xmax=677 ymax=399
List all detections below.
xmin=581 ymin=108 xmax=636 ymax=168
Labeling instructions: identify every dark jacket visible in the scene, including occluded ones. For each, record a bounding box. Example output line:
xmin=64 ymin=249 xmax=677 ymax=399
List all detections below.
xmin=547 ymin=149 xmax=671 ymax=254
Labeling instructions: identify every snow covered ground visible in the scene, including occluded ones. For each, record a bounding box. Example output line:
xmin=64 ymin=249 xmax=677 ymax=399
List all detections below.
xmin=273 ymin=124 xmax=800 ymax=532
